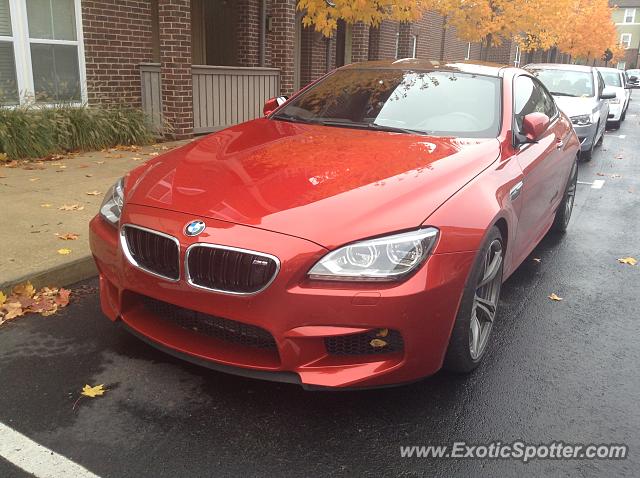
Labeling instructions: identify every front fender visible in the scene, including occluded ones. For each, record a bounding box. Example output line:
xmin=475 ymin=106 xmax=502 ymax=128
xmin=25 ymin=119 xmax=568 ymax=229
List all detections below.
xmin=424 ymin=154 xmax=523 ymax=278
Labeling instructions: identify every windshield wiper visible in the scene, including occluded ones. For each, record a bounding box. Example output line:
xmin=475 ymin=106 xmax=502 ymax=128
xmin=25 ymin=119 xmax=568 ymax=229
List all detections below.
xmin=314 ymin=120 xmax=429 ymax=135
xmin=271 ymin=112 xmax=324 ymax=125
xmin=549 ymin=91 xmax=579 ymax=97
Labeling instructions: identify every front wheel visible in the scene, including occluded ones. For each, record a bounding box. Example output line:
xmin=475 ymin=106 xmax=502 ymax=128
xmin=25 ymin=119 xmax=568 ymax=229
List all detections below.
xmin=443 ymin=227 xmax=504 ymax=373
xmin=551 ymin=160 xmax=578 ymax=233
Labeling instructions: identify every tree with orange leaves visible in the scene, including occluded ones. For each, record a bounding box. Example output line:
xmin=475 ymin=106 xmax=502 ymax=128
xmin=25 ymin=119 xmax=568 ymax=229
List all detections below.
xmin=298 ymin=0 xmax=621 ymax=63
xmin=556 ymin=0 xmax=619 ymax=63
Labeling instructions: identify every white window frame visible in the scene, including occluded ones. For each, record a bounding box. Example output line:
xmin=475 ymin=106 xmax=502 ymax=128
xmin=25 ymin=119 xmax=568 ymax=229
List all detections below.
xmin=624 ymin=8 xmax=635 ymax=23
xmin=411 ymin=34 xmax=417 ymax=58
xmin=2 ymin=0 xmax=87 ymax=105
xmin=620 ymin=33 xmax=632 ymax=49
xmin=617 ymin=61 xmax=626 ymax=70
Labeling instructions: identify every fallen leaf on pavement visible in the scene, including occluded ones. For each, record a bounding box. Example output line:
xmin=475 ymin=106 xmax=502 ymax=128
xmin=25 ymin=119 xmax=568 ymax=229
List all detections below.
xmin=0 ymin=291 xmax=6 ymax=307
xmin=618 ymin=257 xmax=637 ymax=266
xmin=85 ymin=174 xmax=93 ymax=178
xmin=29 ymin=178 xmax=40 ymax=182
xmin=0 ymin=153 xmax=8 ymax=162
xmin=13 ymin=282 xmax=35 ymax=298
xmin=147 ymin=152 xmax=160 ymax=157
xmin=59 ymin=204 xmax=84 ymax=211
xmin=611 ymin=174 xmax=621 ymax=178
xmin=548 ymin=293 xmax=563 ymax=301
xmin=376 ymin=328 xmax=389 ymax=337
xmin=86 ymin=190 xmax=101 ymax=196
xmin=56 ymin=232 xmax=79 ymax=240
xmin=94 ymin=161 xmax=105 ymax=165
xmin=596 ymin=172 xmax=606 ymax=176
xmin=533 ymin=258 xmax=541 ymax=263
xmin=81 ymin=384 xmax=106 ymax=398
xmin=131 ymin=156 xmax=143 ymax=161
xmin=5 ymin=160 xmax=18 ymax=168
xmin=40 ymin=203 xmax=52 ymax=208
xmin=57 ymin=248 xmax=72 ymax=255
xmin=0 ymin=284 xmax=72 ymax=325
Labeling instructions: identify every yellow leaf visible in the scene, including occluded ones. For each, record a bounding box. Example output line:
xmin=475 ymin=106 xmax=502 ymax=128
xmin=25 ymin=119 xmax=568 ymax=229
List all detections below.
xmin=40 ymin=203 xmax=52 ymax=208
xmin=57 ymin=248 xmax=72 ymax=255
xmin=0 ymin=291 xmax=6 ymax=307
xmin=376 ymin=328 xmax=389 ymax=337
xmin=56 ymin=232 xmax=79 ymax=241
xmin=370 ymin=338 xmax=388 ymax=348
xmin=86 ymin=190 xmax=101 ymax=196
xmin=12 ymin=282 xmax=35 ymax=298
xmin=81 ymin=384 xmax=106 ymax=398
xmin=59 ymin=204 xmax=84 ymax=211
xmin=548 ymin=293 xmax=563 ymax=301
xmin=618 ymin=257 xmax=637 ymax=266
xmin=0 ymin=152 xmax=8 ymax=162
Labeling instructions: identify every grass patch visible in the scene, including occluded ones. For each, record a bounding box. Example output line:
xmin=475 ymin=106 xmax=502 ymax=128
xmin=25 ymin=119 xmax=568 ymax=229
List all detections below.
xmin=0 ymin=105 xmax=154 ymax=160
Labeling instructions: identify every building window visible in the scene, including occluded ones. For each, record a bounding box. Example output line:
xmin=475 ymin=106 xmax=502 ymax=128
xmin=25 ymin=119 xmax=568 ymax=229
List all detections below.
xmin=0 ymin=0 xmax=85 ymax=105
xmin=621 ymin=33 xmax=632 ymax=49
xmin=465 ymin=42 xmax=471 ymax=61
xmin=410 ymin=35 xmax=417 ymax=58
xmin=617 ymin=61 xmax=626 ymax=70
xmin=624 ymin=8 xmax=635 ymax=23
xmin=0 ymin=0 xmax=18 ymax=104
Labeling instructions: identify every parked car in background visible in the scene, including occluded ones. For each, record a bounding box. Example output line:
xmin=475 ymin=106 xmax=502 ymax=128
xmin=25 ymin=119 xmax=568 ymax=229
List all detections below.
xmin=90 ymin=60 xmax=580 ymax=389
xmin=596 ymin=67 xmax=631 ymax=129
xmin=626 ymin=69 xmax=640 ymax=88
xmin=525 ymin=64 xmax=615 ymax=160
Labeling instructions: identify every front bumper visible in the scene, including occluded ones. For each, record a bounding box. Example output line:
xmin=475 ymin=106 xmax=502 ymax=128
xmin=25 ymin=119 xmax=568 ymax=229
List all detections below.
xmin=607 ymin=103 xmax=622 ymax=122
xmin=89 ymin=204 xmax=476 ymax=389
xmin=572 ymin=122 xmax=598 ymax=152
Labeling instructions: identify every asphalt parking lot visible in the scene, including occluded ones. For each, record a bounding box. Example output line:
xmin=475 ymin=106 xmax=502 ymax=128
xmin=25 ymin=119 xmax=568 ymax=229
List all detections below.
xmin=1 ymin=102 xmax=639 ymax=478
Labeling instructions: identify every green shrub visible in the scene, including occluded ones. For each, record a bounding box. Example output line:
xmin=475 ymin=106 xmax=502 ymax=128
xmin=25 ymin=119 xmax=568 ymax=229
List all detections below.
xmin=0 ymin=104 xmax=154 ymax=160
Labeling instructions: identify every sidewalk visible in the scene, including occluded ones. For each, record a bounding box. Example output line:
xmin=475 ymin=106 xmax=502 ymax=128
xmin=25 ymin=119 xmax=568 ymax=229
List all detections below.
xmin=0 ymin=141 xmax=189 ymax=293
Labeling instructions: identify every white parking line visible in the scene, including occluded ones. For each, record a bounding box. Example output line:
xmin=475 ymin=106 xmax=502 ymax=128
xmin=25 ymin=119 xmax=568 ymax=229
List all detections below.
xmin=0 ymin=422 xmax=100 ymax=478
xmin=577 ymin=180 xmax=606 ymax=189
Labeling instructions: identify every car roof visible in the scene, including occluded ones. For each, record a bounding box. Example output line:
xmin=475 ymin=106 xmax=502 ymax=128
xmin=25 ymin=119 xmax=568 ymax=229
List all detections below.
xmin=340 ymin=59 xmax=509 ymax=77
xmin=525 ymin=63 xmax=596 ymax=73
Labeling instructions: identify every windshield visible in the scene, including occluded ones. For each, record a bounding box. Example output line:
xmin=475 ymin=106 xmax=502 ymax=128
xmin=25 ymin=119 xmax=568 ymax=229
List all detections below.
xmin=529 ymin=69 xmax=595 ymax=97
xmin=272 ymin=69 xmax=502 ymax=138
xmin=628 ymin=69 xmax=640 ymax=77
xmin=599 ymin=70 xmax=622 ymax=87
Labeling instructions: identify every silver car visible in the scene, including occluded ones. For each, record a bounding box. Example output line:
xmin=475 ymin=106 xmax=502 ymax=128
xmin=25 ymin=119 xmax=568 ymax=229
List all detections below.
xmin=525 ymin=64 xmax=615 ymax=160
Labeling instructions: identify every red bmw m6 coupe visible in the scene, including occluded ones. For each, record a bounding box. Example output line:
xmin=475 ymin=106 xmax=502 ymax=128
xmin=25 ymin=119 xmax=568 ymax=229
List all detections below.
xmin=90 ymin=60 xmax=579 ymax=389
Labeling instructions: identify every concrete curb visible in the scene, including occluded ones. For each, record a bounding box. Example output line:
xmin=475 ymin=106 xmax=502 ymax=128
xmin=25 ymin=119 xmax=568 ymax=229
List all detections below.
xmin=1 ymin=255 xmax=97 ymax=295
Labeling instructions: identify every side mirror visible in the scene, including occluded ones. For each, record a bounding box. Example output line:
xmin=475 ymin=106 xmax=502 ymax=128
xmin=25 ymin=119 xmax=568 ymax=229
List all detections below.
xmin=600 ymin=88 xmax=616 ymax=100
xmin=521 ymin=112 xmax=550 ymax=142
xmin=263 ymin=96 xmax=288 ymax=116
xmin=629 ymin=76 xmax=638 ymax=81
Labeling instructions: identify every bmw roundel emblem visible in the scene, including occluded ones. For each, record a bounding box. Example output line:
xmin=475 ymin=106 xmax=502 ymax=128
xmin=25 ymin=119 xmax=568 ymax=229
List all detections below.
xmin=184 ymin=220 xmax=206 ymax=237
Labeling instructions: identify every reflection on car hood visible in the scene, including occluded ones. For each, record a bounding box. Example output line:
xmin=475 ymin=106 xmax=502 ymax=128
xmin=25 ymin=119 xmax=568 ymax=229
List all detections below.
xmin=126 ymin=119 xmax=501 ymax=249
xmin=553 ymin=96 xmax=599 ymax=118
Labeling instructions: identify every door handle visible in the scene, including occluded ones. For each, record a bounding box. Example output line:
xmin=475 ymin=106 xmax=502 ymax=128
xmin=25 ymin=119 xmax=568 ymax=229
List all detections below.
xmin=510 ymin=180 xmax=524 ymax=201
xmin=556 ymin=139 xmax=564 ymax=149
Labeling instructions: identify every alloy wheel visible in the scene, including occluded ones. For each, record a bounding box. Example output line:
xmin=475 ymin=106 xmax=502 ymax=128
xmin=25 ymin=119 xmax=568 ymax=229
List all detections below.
xmin=564 ymin=166 xmax=577 ymax=227
xmin=469 ymin=239 xmax=503 ymax=360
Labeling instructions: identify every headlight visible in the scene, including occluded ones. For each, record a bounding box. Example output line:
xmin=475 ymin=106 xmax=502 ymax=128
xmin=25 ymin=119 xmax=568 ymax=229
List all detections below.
xmin=570 ymin=114 xmax=592 ymax=126
xmin=99 ymin=177 xmax=124 ymax=227
xmin=609 ymin=98 xmax=621 ymax=104
xmin=308 ymin=228 xmax=439 ymax=282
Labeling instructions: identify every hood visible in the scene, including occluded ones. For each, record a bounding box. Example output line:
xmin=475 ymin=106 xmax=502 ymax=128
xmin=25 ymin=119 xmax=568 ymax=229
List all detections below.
xmin=553 ymin=96 xmax=599 ymax=118
xmin=127 ymin=119 xmax=500 ymax=249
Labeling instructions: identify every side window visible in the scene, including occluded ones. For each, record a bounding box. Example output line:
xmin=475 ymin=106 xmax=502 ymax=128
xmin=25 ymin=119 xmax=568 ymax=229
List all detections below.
xmin=514 ymin=76 xmax=554 ymax=132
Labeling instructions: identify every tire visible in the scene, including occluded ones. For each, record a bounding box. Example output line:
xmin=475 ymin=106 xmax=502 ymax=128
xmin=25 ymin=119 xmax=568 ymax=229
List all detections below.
xmin=607 ymin=120 xmax=620 ymax=130
xmin=551 ymin=160 xmax=578 ymax=234
xmin=581 ymin=138 xmax=594 ymax=161
xmin=443 ymin=226 xmax=504 ymax=373
xmin=621 ymin=108 xmax=626 ymax=122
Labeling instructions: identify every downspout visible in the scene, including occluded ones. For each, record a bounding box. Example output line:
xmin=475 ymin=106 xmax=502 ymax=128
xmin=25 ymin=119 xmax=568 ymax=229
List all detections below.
xmin=260 ymin=0 xmax=266 ymax=66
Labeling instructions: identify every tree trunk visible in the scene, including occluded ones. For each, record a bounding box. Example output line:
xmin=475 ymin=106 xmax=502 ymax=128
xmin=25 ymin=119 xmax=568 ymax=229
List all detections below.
xmin=481 ymin=34 xmax=493 ymax=62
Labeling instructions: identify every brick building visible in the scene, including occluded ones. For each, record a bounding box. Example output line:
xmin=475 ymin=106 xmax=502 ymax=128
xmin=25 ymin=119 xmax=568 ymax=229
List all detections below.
xmin=0 ymin=0 xmax=570 ymax=139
